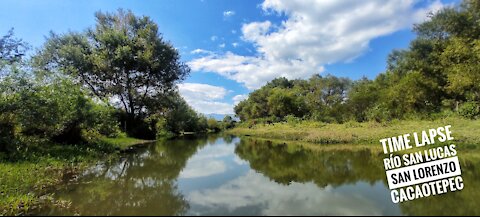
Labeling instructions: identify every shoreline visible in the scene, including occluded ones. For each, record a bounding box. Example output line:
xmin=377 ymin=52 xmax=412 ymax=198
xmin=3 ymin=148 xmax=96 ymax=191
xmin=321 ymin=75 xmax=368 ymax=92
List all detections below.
xmin=227 ymin=117 xmax=480 ymax=150
xmin=0 ymin=137 xmax=152 ymax=216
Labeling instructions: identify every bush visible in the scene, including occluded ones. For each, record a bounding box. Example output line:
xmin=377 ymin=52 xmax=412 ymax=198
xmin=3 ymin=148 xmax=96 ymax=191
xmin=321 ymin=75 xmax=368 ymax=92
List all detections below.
xmin=85 ymin=103 xmax=121 ymax=138
xmin=153 ymin=116 xmax=175 ymax=139
xmin=0 ymin=74 xmax=122 ymax=149
xmin=366 ymin=105 xmax=391 ymax=122
xmin=0 ymin=113 xmax=18 ymax=153
xmin=80 ymin=129 xmax=103 ymax=144
xmin=285 ymin=115 xmax=302 ymax=126
xmin=16 ymin=80 xmax=121 ymax=143
xmin=207 ymin=118 xmax=220 ymax=132
xmin=458 ymin=102 xmax=480 ymax=119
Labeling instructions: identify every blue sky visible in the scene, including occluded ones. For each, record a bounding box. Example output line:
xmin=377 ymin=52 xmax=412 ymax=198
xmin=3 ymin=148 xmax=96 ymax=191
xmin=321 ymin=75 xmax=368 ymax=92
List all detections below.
xmin=0 ymin=0 xmax=459 ymax=114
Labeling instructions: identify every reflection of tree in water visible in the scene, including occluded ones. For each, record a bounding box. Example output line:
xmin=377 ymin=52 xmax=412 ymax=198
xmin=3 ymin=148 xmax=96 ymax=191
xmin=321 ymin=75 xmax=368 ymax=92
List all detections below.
xmin=223 ymin=134 xmax=235 ymax=144
xmin=235 ymin=138 xmax=385 ymax=187
xmin=400 ymin=154 xmax=480 ymax=216
xmin=46 ymin=135 xmax=213 ymax=216
xmin=236 ymin=138 xmax=480 ymax=215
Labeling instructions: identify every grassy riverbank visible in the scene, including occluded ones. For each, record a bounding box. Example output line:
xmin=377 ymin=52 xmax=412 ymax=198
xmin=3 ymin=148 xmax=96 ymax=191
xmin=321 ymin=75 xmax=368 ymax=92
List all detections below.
xmin=228 ymin=117 xmax=480 ymax=149
xmin=0 ymin=137 xmax=148 ymax=216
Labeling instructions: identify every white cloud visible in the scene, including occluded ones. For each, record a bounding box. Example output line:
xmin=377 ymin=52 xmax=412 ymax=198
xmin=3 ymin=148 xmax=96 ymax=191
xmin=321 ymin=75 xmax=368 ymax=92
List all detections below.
xmin=232 ymin=42 xmax=239 ymax=48
xmin=211 ymin=35 xmax=218 ymax=41
xmin=219 ymin=43 xmax=226 ymax=48
xmin=191 ymin=49 xmax=213 ymax=55
xmin=178 ymin=83 xmax=234 ymax=114
xmin=188 ymin=0 xmax=444 ymax=90
xmin=223 ymin=10 xmax=236 ymax=18
xmin=189 ymin=52 xmax=323 ymax=90
xmin=178 ymin=83 xmax=227 ymax=100
xmin=241 ymin=21 xmax=272 ymax=42
xmin=233 ymin=94 xmax=248 ymax=105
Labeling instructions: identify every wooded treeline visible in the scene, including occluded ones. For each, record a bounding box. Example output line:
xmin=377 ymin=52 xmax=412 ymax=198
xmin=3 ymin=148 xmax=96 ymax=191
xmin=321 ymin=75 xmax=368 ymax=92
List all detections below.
xmin=235 ymin=0 xmax=480 ymax=123
xmin=0 ymin=10 xmax=235 ymax=156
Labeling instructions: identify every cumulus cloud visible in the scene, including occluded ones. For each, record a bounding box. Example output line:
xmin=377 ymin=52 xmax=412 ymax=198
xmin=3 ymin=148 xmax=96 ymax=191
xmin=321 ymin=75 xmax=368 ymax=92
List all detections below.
xmin=233 ymin=94 xmax=248 ymax=105
xmin=242 ymin=21 xmax=272 ymax=42
xmin=188 ymin=0 xmax=445 ymax=90
xmin=178 ymin=83 xmax=233 ymax=114
xmin=223 ymin=10 xmax=236 ymax=18
xmin=189 ymin=52 xmax=323 ymax=90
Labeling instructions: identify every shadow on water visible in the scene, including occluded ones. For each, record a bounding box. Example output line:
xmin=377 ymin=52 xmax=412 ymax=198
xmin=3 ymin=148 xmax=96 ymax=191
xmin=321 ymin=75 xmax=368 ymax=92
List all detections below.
xmin=36 ymin=134 xmax=480 ymax=216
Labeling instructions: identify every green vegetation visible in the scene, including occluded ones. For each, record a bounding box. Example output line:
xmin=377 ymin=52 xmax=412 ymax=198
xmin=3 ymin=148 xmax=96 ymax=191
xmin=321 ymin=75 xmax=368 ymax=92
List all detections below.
xmin=235 ymin=137 xmax=480 ymax=215
xmin=35 ymin=136 xmax=217 ymax=216
xmin=0 ymin=136 xmax=146 ymax=215
xmin=32 ymin=9 xmax=207 ymax=139
xmin=235 ymin=1 xmax=480 ymax=124
xmin=235 ymin=138 xmax=385 ymax=187
xmin=100 ymin=137 xmax=151 ymax=150
xmin=1 ymin=0 xmax=480 ymax=215
xmin=229 ymin=117 xmax=480 ymax=148
xmin=0 ymin=9 xmax=210 ymax=215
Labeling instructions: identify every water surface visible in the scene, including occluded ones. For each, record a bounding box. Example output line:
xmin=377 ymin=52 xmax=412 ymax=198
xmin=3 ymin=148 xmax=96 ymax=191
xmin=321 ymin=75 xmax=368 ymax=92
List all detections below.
xmin=38 ymin=135 xmax=480 ymax=215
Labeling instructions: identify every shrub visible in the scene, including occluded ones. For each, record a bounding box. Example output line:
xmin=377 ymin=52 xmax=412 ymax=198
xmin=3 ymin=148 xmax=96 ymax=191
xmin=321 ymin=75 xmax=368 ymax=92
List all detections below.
xmin=84 ymin=103 xmax=121 ymax=138
xmin=0 ymin=113 xmax=18 ymax=153
xmin=285 ymin=115 xmax=302 ymax=126
xmin=458 ymin=102 xmax=480 ymax=119
xmin=0 ymin=74 xmax=122 ymax=148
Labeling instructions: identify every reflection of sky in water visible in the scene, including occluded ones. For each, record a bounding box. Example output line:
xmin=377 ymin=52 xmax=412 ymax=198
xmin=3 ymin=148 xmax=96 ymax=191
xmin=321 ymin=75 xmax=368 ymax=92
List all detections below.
xmin=184 ymin=171 xmax=402 ymax=216
xmin=176 ymin=138 xmax=402 ymax=216
xmin=178 ymin=137 xmax=250 ymax=193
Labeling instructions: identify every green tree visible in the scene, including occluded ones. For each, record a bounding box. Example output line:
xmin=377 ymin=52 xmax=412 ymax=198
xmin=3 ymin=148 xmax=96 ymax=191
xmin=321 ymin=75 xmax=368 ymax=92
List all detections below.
xmin=207 ymin=118 xmax=220 ymax=132
xmin=222 ymin=115 xmax=235 ymax=129
xmin=267 ymin=88 xmax=305 ymax=118
xmin=197 ymin=115 xmax=209 ymax=132
xmin=347 ymin=78 xmax=380 ymax=122
xmin=164 ymin=94 xmax=201 ymax=134
xmin=0 ymin=29 xmax=28 ymax=69
xmin=34 ymin=9 xmax=190 ymax=122
xmin=442 ymin=37 xmax=480 ymax=104
xmin=306 ymin=75 xmax=351 ymax=123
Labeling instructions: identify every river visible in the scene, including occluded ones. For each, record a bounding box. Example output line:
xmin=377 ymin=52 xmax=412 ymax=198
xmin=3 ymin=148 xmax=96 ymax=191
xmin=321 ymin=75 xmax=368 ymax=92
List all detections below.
xmin=37 ymin=134 xmax=480 ymax=215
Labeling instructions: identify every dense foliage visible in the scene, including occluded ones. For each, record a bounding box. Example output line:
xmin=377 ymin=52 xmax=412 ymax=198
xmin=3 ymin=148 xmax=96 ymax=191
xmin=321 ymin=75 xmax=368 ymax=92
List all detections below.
xmin=235 ymin=1 xmax=480 ymax=123
xmin=0 ymin=10 xmax=210 ymax=157
xmin=32 ymin=9 xmax=193 ymax=139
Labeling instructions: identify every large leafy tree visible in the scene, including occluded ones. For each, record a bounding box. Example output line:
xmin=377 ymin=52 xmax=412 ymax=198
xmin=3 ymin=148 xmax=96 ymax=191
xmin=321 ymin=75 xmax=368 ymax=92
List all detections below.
xmin=35 ymin=9 xmax=190 ymax=119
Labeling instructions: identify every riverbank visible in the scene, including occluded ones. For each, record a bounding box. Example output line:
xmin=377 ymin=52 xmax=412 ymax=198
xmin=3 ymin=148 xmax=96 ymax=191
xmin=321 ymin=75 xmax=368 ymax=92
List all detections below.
xmin=228 ymin=117 xmax=480 ymax=149
xmin=0 ymin=137 xmax=149 ymax=216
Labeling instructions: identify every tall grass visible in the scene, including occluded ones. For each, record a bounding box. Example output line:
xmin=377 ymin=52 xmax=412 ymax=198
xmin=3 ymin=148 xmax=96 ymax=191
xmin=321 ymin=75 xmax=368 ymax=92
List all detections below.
xmin=228 ymin=117 xmax=480 ymax=148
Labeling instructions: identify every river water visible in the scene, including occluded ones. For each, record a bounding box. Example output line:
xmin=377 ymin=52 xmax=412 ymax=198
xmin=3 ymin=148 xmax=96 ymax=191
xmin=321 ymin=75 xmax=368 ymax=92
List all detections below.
xmin=37 ymin=134 xmax=480 ymax=215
